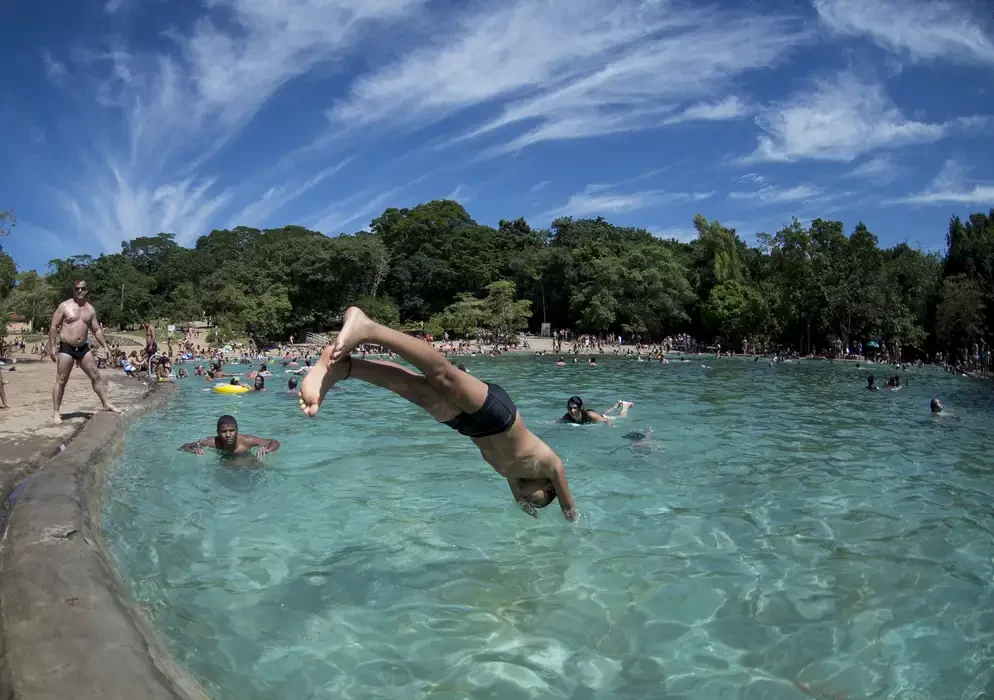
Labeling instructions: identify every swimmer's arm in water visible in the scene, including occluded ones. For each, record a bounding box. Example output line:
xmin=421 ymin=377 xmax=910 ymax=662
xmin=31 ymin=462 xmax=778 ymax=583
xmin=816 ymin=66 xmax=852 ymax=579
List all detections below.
xmin=180 ymin=437 xmax=217 ymax=455
xmin=584 ymin=410 xmax=610 ymax=423
xmin=241 ymin=434 xmax=280 ymax=456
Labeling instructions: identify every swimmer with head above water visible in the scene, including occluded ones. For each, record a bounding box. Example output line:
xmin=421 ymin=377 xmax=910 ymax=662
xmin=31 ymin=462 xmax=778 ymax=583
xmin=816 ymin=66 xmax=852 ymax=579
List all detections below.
xmin=180 ymin=415 xmax=280 ymax=456
xmin=299 ymin=307 xmax=578 ymax=520
xmin=559 ymin=396 xmax=633 ymax=424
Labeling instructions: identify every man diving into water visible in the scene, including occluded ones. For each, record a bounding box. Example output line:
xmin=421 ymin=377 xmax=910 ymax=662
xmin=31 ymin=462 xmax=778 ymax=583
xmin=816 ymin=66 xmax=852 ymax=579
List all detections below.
xmin=180 ymin=415 xmax=280 ymax=456
xmin=48 ymin=279 xmax=121 ymax=423
xmin=299 ymin=307 xmax=579 ymax=520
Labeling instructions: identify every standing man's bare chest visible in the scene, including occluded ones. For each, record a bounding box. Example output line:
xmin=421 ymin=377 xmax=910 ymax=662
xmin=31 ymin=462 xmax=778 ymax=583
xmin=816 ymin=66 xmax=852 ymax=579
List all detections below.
xmin=62 ymin=303 xmax=92 ymax=326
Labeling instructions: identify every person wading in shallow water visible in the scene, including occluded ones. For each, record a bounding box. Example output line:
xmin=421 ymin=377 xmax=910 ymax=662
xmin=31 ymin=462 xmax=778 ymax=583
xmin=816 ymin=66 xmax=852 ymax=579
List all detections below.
xmin=180 ymin=415 xmax=280 ymax=456
xmin=299 ymin=307 xmax=579 ymax=521
xmin=47 ymin=279 xmax=121 ymax=424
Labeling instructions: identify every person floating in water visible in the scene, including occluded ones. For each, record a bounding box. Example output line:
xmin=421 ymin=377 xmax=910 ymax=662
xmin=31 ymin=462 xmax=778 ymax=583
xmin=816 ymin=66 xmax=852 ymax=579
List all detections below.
xmin=559 ymin=396 xmax=633 ymax=424
xmin=866 ymin=375 xmax=879 ymax=391
xmin=180 ymin=415 xmax=280 ymax=456
xmin=299 ymin=307 xmax=578 ymax=520
xmin=47 ymin=278 xmax=121 ymax=423
xmin=287 ymin=377 xmax=299 ymax=393
xmin=930 ymin=398 xmax=943 ymax=414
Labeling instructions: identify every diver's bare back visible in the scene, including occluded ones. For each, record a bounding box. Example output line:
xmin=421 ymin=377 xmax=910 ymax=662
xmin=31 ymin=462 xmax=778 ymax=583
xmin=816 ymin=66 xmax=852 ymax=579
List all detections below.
xmin=57 ymin=299 xmax=95 ymax=345
xmin=473 ymin=416 xmax=557 ymax=479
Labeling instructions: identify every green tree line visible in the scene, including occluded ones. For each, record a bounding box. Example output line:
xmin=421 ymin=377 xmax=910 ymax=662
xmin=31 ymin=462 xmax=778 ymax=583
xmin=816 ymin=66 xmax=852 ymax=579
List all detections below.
xmin=1 ymin=200 xmax=992 ymax=358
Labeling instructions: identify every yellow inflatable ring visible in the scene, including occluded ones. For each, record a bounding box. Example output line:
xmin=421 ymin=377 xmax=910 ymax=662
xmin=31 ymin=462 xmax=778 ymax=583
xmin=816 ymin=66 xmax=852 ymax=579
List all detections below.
xmin=214 ymin=383 xmax=250 ymax=395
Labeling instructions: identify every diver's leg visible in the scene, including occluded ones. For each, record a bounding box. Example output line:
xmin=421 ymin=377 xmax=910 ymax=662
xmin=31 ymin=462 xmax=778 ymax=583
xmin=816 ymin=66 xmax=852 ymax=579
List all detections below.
xmin=327 ymin=307 xmax=488 ymax=413
xmin=300 ymin=356 xmax=458 ymax=420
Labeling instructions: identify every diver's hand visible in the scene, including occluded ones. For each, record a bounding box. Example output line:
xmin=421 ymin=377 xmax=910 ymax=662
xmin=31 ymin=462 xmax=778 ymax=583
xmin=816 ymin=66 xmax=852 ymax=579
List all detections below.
xmin=563 ymin=507 xmax=579 ymax=522
xmin=256 ymin=445 xmax=269 ymax=457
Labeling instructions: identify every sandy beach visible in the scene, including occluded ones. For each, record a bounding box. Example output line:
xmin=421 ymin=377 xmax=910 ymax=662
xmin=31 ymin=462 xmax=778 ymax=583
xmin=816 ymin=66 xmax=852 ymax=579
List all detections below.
xmin=0 ymin=357 xmax=149 ymax=503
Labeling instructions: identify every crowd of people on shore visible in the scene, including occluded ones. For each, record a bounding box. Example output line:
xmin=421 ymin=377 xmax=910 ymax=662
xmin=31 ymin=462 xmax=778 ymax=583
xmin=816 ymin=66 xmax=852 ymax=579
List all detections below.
xmin=0 ymin=277 xmax=973 ymax=432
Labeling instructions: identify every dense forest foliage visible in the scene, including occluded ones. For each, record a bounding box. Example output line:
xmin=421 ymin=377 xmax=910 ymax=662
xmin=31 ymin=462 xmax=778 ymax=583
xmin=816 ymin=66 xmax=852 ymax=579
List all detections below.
xmin=1 ymin=201 xmax=992 ymax=358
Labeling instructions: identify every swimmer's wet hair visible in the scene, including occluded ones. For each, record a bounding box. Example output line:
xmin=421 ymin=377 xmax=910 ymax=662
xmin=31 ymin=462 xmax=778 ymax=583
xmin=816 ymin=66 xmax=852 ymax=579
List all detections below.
xmin=217 ymin=415 xmax=238 ymax=431
xmin=567 ymin=395 xmax=583 ymax=409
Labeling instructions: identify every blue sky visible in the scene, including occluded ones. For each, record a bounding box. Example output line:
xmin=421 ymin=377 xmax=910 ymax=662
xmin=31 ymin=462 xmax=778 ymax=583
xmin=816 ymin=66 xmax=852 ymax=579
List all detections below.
xmin=1 ymin=0 xmax=992 ymax=272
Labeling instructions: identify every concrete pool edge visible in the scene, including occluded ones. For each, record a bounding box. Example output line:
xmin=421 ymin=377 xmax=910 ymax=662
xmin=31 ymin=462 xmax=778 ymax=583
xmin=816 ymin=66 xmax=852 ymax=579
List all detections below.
xmin=0 ymin=382 xmax=210 ymax=700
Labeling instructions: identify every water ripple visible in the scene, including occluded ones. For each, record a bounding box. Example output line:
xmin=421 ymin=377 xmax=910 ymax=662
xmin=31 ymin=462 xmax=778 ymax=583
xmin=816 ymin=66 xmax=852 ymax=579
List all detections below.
xmin=102 ymin=357 xmax=994 ymax=699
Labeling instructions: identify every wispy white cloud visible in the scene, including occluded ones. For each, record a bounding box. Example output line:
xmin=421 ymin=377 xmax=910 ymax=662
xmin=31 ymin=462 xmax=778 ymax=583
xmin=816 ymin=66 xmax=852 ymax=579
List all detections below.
xmin=649 ymin=226 xmax=698 ymax=242
xmin=226 ymin=161 xmax=349 ymax=229
xmin=728 ymin=183 xmax=830 ymax=204
xmin=330 ymin=0 xmax=803 ymax=155
xmin=541 ymin=184 xmax=713 ymax=220
xmin=847 ymin=154 xmax=898 ymax=182
xmin=58 ymin=164 xmax=233 ymax=250
xmin=745 ymin=70 xmax=981 ymax=163
xmin=308 ymin=173 xmax=431 ymax=234
xmin=42 ymin=51 xmax=68 ymax=84
xmin=51 ymin=0 xmax=428 ymax=249
xmin=883 ymin=159 xmax=994 ymax=205
xmin=443 ymin=184 xmax=471 ymax=203
xmin=662 ymin=96 xmax=751 ymax=125
xmin=531 ymin=180 xmax=551 ymax=193
xmin=814 ymin=0 xmax=994 ymax=65
xmin=310 ymin=190 xmax=397 ymax=235
xmin=737 ymin=173 xmax=768 ymax=185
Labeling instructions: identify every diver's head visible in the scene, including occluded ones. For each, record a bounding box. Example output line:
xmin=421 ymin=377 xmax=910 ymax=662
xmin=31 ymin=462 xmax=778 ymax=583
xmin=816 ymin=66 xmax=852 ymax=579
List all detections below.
xmin=930 ymin=398 xmax=943 ymax=413
xmin=216 ymin=415 xmax=238 ymax=445
xmin=517 ymin=478 xmax=557 ymax=509
xmin=288 ymin=377 xmax=298 ymax=390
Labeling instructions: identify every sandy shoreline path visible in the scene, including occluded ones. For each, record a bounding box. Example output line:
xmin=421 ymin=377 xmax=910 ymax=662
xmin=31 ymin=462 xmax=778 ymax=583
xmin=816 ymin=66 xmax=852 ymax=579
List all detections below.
xmin=0 ymin=357 xmax=149 ymax=504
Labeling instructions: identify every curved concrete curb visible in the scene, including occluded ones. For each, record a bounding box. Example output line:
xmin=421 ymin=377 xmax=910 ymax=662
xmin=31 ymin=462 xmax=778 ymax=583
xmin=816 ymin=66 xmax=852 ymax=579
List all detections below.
xmin=0 ymin=384 xmax=210 ymax=700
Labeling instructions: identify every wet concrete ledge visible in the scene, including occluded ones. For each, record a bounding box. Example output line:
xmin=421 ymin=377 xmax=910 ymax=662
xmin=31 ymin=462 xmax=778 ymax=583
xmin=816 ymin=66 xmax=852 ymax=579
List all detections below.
xmin=0 ymin=382 xmax=210 ymax=700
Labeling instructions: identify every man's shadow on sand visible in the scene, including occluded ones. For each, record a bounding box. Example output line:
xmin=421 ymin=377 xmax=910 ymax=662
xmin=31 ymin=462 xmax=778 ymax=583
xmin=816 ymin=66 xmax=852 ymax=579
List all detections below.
xmin=58 ymin=411 xmax=94 ymax=421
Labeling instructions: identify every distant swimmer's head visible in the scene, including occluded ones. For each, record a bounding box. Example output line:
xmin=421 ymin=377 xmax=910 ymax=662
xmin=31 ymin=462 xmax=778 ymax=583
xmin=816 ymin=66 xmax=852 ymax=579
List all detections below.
xmin=254 ymin=375 xmax=265 ymax=390
xmin=216 ymin=415 xmax=238 ymax=446
xmin=288 ymin=377 xmax=298 ymax=390
xmin=930 ymin=398 xmax=943 ymax=413
xmin=457 ymin=364 xmax=468 ymax=372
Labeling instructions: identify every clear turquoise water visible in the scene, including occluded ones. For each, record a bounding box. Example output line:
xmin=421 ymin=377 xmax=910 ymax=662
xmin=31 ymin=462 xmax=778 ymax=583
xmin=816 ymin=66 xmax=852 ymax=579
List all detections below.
xmin=101 ymin=357 xmax=994 ymax=700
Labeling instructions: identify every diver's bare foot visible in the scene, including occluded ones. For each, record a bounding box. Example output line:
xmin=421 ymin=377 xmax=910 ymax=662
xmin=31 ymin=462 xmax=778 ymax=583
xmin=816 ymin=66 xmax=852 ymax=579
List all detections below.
xmin=330 ymin=307 xmax=371 ymax=364
xmin=299 ymin=356 xmax=350 ymax=417
xmin=104 ymin=404 xmax=123 ymax=414
xmin=53 ymin=412 xmax=63 ymax=424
